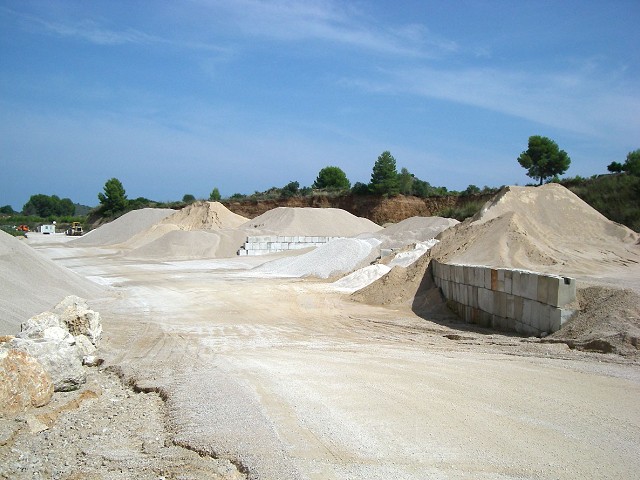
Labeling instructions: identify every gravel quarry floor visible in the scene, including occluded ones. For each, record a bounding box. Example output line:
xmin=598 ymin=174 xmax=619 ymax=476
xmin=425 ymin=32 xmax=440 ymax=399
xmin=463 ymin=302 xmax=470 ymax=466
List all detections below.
xmin=3 ymin=233 xmax=640 ymax=480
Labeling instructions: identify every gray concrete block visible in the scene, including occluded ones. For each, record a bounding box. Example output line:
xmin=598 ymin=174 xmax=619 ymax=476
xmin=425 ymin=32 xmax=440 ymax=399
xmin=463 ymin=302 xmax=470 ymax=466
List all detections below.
xmin=511 ymin=270 xmax=522 ymax=297
xmin=520 ymin=272 xmax=538 ymax=301
xmin=537 ymin=304 xmax=552 ymax=333
xmin=513 ymin=296 xmax=524 ymax=322
xmin=478 ymin=287 xmax=493 ymax=313
xmin=523 ymin=298 xmax=536 ymax=326
xmin=504 ymin=270 xmax=513 ymax=294
xmin=473 ymin=267 xmax=485 ymax=288
xmin=506 ymin=294 xmax=515 ymax=319
xmin=470 ymin=286 xmax=479 ymax=309
xmin=491 ymin=269 xmax=498 ymax=290
xmin=484 ymin=268 xmax=492 ymax=290
xmin=493 ymin=291 xmax=508 ymax=318
xmin=557 ymin=277 xmax=577 ymax=307
xmin=497 ymin=269 xmax=505 ymax=292
xmin=536 ymin=275 xmax=553 ymax=304
xmin=463 ymin=266 xmax=472 ymax=285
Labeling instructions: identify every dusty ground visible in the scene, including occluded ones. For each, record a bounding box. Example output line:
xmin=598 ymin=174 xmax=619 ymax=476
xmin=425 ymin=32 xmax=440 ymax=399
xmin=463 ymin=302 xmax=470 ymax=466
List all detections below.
xmin=3 ymin=233 xmax=640 ymax=479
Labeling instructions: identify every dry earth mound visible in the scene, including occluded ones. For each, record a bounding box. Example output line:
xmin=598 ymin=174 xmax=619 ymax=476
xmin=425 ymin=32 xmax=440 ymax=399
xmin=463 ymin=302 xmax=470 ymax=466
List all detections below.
xmin=362 ymin=216 xmax=458 ymax=249
xmin=545 ymin=286 xmax=640 ymax=357
xmin=72 ymin=208 xmax=175 ymax=247
xmin=0 ymin=233 xmax=103 ymax=334
xmin=243 ymin=207 xmax=381 ymax=237
xmin=432 ymin=184 xmax=640 ymax=276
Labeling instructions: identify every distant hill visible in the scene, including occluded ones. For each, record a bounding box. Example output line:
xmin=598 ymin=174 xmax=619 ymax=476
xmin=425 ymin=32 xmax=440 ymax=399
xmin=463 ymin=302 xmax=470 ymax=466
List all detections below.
xmin=74 ymin=203 xmax=93 ymax=216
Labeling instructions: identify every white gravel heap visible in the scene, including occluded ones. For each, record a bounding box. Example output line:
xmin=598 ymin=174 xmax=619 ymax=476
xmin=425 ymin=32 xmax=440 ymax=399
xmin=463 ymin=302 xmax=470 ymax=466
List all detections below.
xmin=255 ymin=238 xmax=381 ymax=279
xmin=388 ymin=240 xmax=438 ymax=268
xmin=331 ymin=264 xmax=392 ymax=292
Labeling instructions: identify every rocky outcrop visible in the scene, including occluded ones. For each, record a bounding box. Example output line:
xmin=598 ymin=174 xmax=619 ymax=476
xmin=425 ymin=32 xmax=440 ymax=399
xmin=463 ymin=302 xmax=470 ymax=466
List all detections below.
xmin=53 ymin=296 xmax=102 ymax=346
xmin=0 ymin=296 xmax=103 ymax=402
xmin=0 ymin=349 xmax=54 ymax=414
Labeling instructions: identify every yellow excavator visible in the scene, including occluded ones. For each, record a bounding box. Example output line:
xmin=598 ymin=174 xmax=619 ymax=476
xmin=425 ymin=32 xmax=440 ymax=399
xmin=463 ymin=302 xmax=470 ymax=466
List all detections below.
xmin=65 ymin=222 xmax=84 ymax=236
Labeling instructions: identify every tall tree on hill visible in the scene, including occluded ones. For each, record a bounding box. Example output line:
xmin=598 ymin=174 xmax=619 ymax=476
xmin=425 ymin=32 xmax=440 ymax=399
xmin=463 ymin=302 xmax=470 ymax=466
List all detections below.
xmin=313 ymin=166 xmax=351 ymax=190
xmin=98 ymin=178 xmax=128 ymax=216
xmin=370 ymin=151 xmax=400 ymax=196
xmin=517 ymin=136 xmax=571 ymax=185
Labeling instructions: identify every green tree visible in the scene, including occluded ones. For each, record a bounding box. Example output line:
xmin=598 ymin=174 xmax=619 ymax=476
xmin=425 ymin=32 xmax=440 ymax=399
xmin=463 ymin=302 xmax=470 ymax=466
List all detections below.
xmin=209 ymin=188 xmax=221 ymax=201
xmin=0 ymin=205 xmax=15 ymax=214
xmin=623 ymin=149 xmax=640 ymax=176
xmin=22 ymin=194 xmax=75 ymax=217
xmin=98 ymin=178 xmax=128 ymax=216
xmin=517 ymin=136 xmax=571 ymax=185
xmin=397 ymin=167 xmax=414 ymax=195
xmin=607 ymin=161 xmax=624 ymax=173
xmin=313 ymin=166 xmax=351 ymax=190
xmin=281 ymin=181 xmax=299 ymax=198
xmin=182 ymin=194 xmax=196 ymax=203
xmin=370 ymin=151 xmax=400 ymax=196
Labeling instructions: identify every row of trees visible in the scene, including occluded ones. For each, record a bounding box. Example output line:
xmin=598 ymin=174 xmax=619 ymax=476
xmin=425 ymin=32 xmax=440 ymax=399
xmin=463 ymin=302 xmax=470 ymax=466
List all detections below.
xmin=607 ymin=150 xmax=640 ymax=176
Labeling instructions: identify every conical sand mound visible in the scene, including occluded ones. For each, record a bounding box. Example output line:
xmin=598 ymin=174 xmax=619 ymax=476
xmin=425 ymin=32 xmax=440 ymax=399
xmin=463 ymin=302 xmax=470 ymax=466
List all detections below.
xmin=72 ymin=208 xmax=175 ymax=246
xmin=432 ymin=184 xmax=640 ymax=275
xmin=244 ymin=207 xmax=381 ymax=237
xmin=0 ymin=232 xmax=103 ymax=334
xmin=159 ymin=201 xmax=248 ymax=231
xmin=122 ymin=202 xmax=249 ymax=259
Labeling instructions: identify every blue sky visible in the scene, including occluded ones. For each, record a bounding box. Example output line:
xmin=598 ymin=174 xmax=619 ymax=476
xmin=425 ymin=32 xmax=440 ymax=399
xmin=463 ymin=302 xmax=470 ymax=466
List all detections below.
xmin=1 ymin=0 xmax=639 ymax=210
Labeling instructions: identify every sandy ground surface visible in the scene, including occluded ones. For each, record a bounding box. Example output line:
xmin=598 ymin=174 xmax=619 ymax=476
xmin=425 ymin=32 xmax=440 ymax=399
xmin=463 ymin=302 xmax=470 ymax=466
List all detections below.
xmin=6 ymin=232 xmax=639 ymax=480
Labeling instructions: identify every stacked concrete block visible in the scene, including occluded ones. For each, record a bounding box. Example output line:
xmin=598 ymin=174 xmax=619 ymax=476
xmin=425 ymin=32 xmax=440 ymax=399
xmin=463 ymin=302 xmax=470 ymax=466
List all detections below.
xmin=237 ymin=236 xmax=342 ymax=256
xmin=431 ymin=260 xmax=576 ymax=336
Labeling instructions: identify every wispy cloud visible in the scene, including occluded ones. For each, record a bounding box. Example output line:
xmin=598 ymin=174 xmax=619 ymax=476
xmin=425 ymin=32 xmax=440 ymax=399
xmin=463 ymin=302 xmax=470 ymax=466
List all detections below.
xmin=2 ymin=5 xmax=229 ymax=53
xmin=191 ymin=0 xmax=457 ymax=58
xmin=342 ymin=64 xmax=640 ymax=141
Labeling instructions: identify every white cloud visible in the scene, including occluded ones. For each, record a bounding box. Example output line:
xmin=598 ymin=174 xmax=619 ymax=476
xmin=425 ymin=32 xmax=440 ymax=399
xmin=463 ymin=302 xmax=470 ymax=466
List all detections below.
xmin=342 ymin=65 xmax=640 ymax=142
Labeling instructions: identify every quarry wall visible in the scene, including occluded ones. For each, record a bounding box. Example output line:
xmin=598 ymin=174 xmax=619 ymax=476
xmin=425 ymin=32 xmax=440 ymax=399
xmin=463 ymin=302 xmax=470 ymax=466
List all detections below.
xmin=431 ymin=260 xmax=576 ymax=336
xmin=238 ymin=236 xmax=341 ymax=256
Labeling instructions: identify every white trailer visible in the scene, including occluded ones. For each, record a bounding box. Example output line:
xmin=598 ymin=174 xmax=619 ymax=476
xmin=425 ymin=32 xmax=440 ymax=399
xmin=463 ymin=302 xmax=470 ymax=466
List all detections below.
xmin=40 ymin=224 xmax=56 ymax=234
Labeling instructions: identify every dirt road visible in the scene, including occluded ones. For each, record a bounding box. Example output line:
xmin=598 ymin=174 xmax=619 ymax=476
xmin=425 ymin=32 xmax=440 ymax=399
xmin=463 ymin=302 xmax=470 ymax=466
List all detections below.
xmin=31 ymin=237 xmax=640 ymax=480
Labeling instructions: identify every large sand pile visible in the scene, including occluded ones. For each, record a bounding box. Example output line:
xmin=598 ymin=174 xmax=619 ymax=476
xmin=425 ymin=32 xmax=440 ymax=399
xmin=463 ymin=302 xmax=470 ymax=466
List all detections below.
xmin=158 ymin=201 xmax=248 ymax=231
xmin=72 ymin=208 xmax=175 ymax=246
xmin=354 ymin=184 xmax=640 ymax=356
xmin=121 ymin=202 xmax=249 ymax=259
xmin=432 ymin=184 xmax=640 ymax=276
xmin=0 ymin=232 xmax=103 ymax=334
xmin=361 ymin=216 xmax=458 ymax=249
xmin=243 ymin=207 xmax=381 ymax=237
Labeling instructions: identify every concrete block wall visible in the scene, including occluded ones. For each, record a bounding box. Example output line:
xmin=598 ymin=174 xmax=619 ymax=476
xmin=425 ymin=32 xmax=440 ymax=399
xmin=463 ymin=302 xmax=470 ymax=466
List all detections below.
xmin=431 ymin=260 xmax=576 ymax=335
xmin=238 ymin=236 xmax=342 ymax=256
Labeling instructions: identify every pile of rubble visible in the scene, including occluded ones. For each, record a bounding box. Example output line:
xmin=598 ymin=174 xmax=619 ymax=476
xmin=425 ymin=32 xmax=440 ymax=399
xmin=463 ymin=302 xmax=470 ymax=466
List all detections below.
xmin=0 ymin=296 xmax=102 ymax=414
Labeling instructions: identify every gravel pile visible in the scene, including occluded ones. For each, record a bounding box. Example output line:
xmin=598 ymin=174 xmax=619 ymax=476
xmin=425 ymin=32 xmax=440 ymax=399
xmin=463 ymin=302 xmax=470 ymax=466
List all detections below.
xmin=255 ymin=238 xmax=381 ymax=279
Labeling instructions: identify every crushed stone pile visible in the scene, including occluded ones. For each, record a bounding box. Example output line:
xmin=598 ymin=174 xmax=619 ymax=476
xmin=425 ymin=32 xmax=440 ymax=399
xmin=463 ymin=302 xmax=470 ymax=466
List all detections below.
xmin=255 ymin=238 xmax=381 ymax=279
xmin=432 ymin=184 xmax=640 ymax=276
xmin=331 ymin=264 xmax=392 ymax=292
xmin=0 ymin=232 xmax=103 ymax=334
xmin=387 ymin=240 xmax=439 ymax=268
xmin=72 ymin=208 xmax=175 ymax=246
xmin=362 ymin=216 xmax=458 ymax=249
xmin=243 ymin=207 xmax=381 ymax=237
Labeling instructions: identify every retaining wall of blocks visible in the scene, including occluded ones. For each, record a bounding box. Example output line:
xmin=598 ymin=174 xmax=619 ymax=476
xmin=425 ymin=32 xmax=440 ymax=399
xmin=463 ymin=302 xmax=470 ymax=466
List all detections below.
xmin=238 ymin=236 xmax=342 ymax=256
xmin=430 ymin=260 xmax=576 ymax=336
